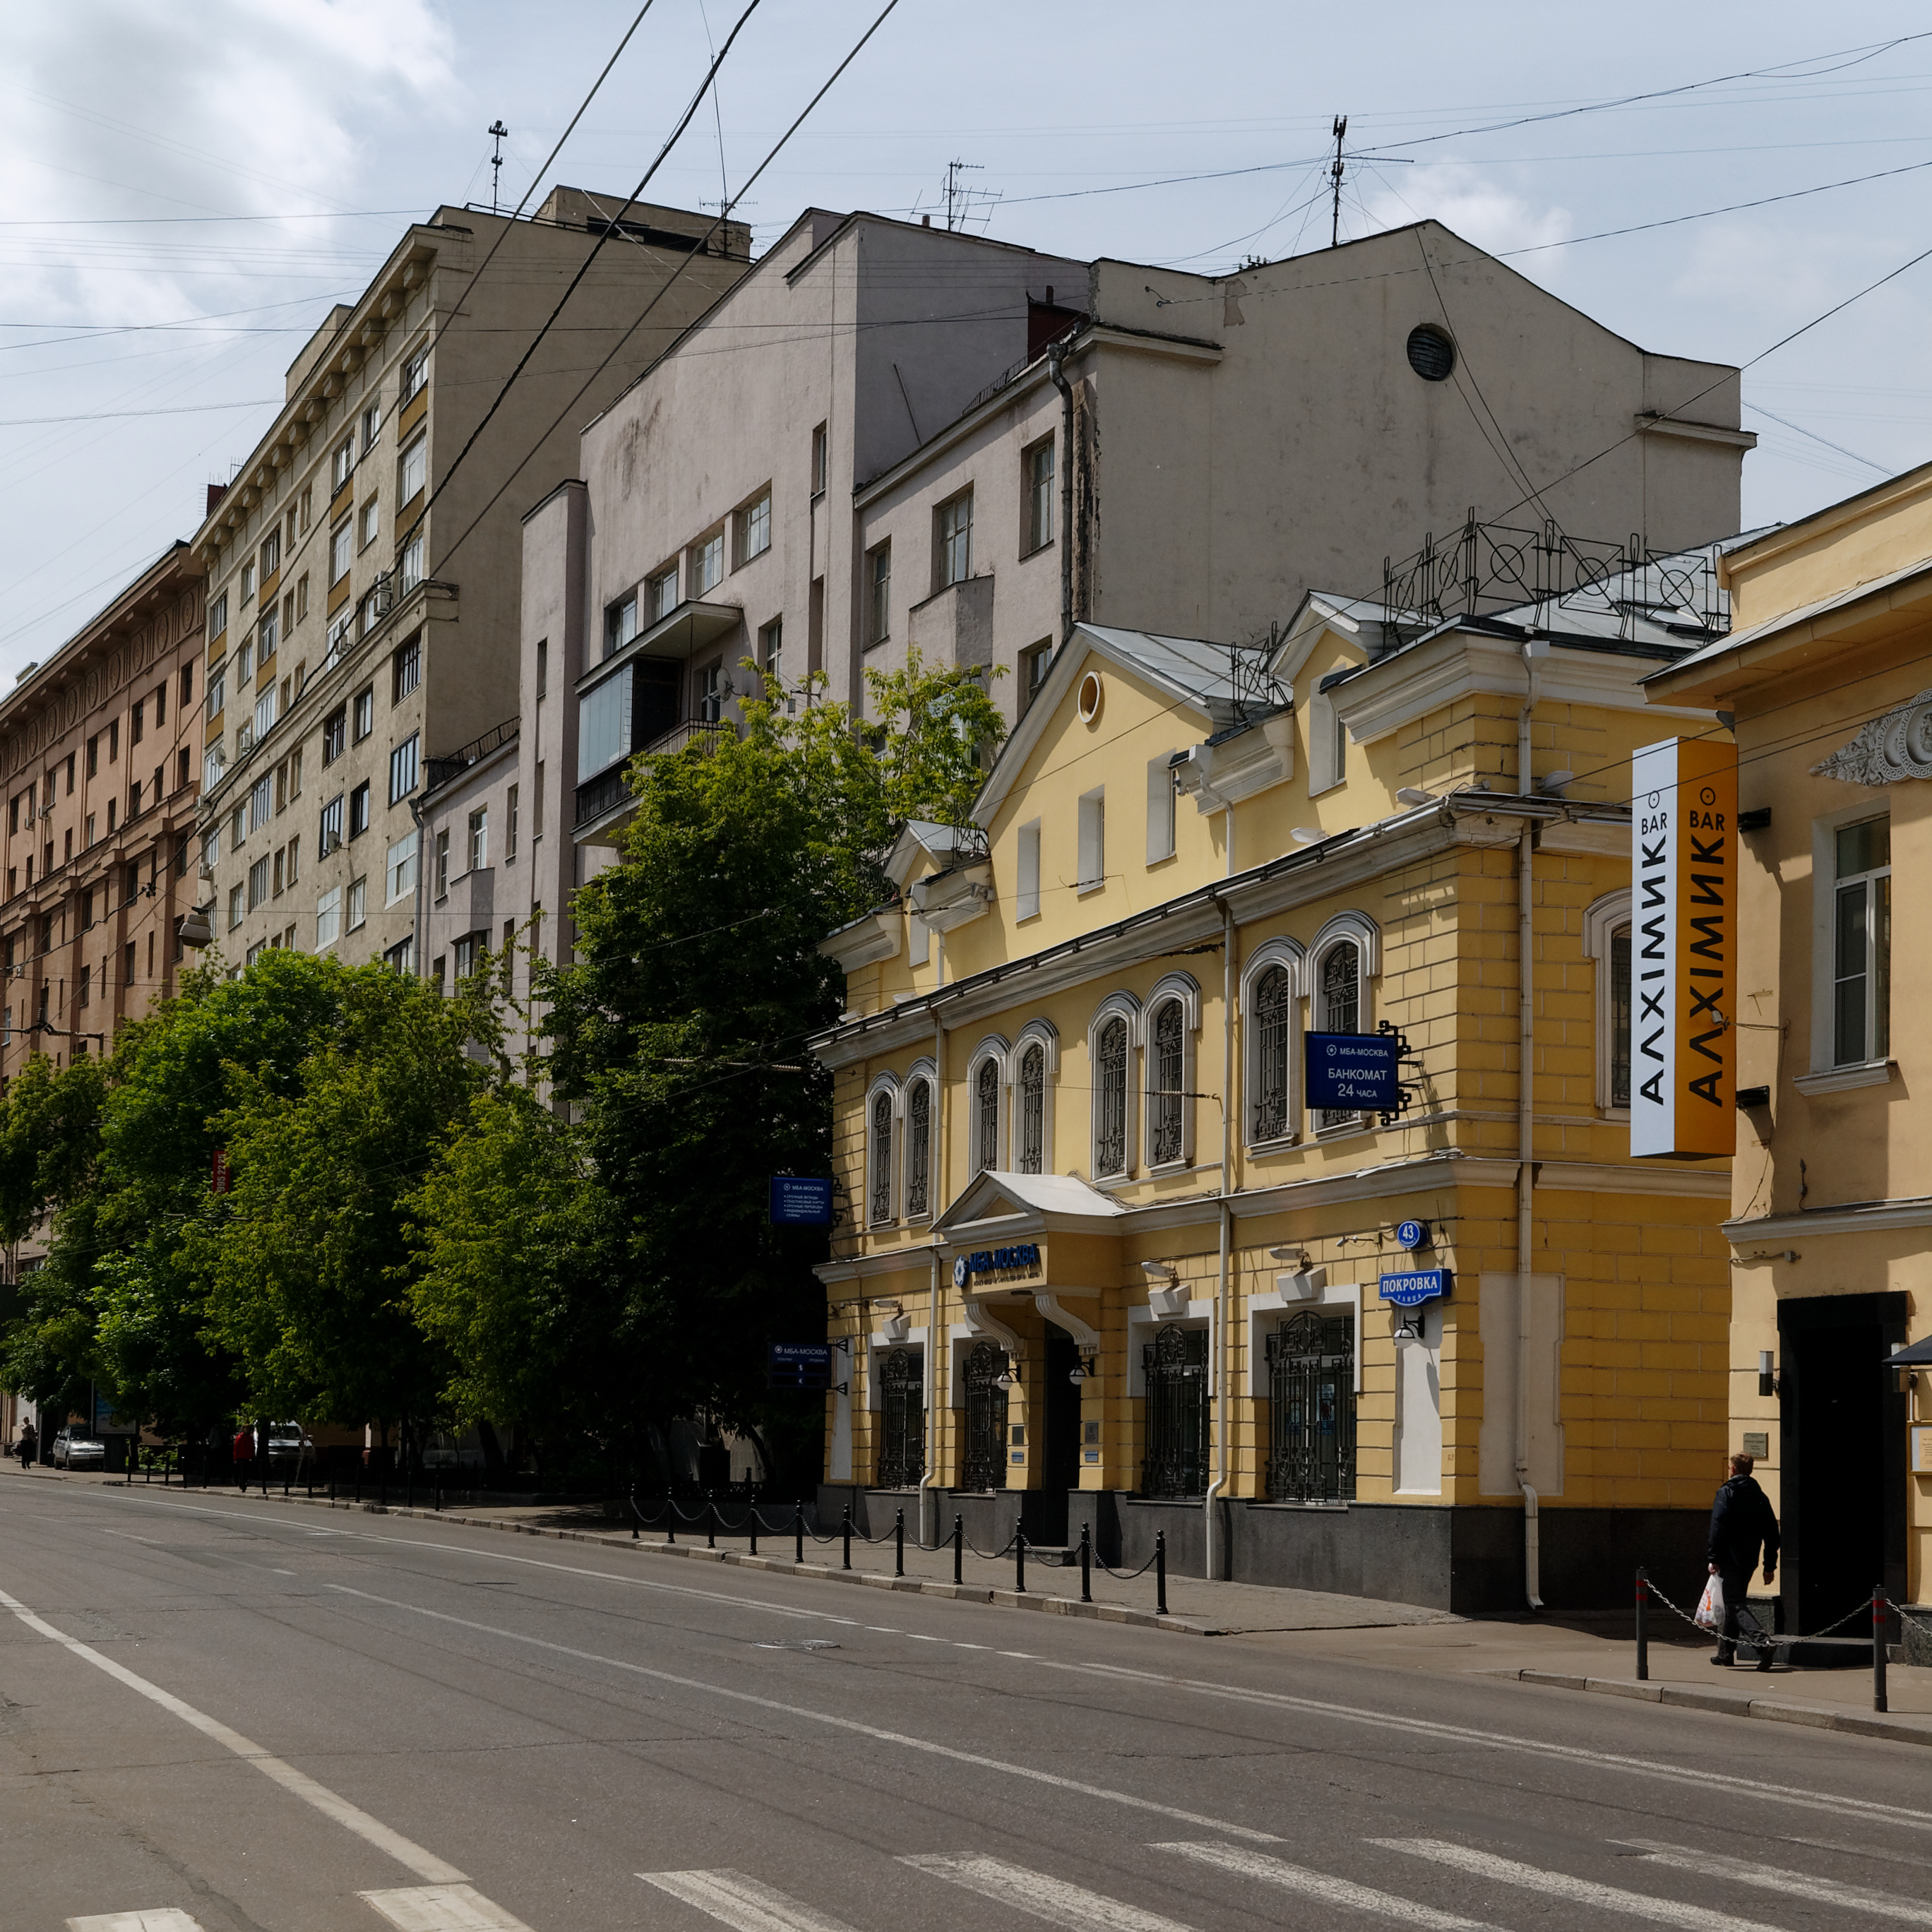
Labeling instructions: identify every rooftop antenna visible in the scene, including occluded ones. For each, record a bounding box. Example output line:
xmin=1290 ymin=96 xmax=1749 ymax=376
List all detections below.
xmin=1329 ymin=115 xmax=1347 ymax=248
xmin=943 ymin=158 xmax=983 ymax=232
xmin=488 ymin=120 xmax=510 ymax=215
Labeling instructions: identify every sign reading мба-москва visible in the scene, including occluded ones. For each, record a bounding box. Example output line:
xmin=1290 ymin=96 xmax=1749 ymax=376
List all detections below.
xmin=1630 ymin=736 xmax=1736 ymax=1159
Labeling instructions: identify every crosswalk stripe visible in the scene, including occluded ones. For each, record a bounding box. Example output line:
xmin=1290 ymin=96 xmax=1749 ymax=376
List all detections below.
xmin=1154 ymin=1839 xmax=1503 ymax=1930
xmin=66 ymin=1914 xmax=203 ymax=1932
xmin=1371 ymin=1839 xmax=1789 ymax=1932
xmin=1623 ymin=1840 xmax=1932 ymax=1926
xmin=900 ymin=1853 xmax=1197 ymax=1932
xmin=358 ymin=1885 xmax=535 ymax=1931
xmin=638 ymin=1869 xmax=863 ymax=1932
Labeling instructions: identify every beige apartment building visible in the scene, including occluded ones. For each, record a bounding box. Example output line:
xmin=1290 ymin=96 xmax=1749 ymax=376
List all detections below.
xmin=190 ymin=191 xmax=749 ymax=973
xmin=0 ymin=543 xmax=206 ymax=1080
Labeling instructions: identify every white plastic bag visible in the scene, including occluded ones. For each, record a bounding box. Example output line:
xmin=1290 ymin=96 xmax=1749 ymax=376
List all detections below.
xmin=1695 ymin=1574 xmax=1726 ymax=1631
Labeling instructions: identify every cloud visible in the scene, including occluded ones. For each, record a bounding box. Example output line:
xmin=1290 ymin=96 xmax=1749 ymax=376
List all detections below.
xmin=1357 ymin=165 xmax=1573 ymax=266
xmin=0 ymin=0 xmax=460 ymax=324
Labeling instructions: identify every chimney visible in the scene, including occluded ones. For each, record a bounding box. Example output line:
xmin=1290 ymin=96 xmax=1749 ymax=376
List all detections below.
xmin=205 ymin=482 xmax=229 ymax=515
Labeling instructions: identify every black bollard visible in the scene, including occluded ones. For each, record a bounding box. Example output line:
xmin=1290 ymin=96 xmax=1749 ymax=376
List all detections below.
xmin=667 ymin=1486 xmax=676 ymax=1544
xmin=1016 ymin=1530 xmax=1027 ymax=1596
xmin=895 ymin=1508 xmax=905 ymax=1578
xmin=954 ymin=1515 xmax=964 ymax=1587
xmin=631 ymin=1484 xmax=639 ymax=1541
xmin=794 ymin=1498 xmax=805 ymax=1566
xmin=1635 ymin=1566 xmax=1650 ymax=1682
xmin=406 ymin=1461 xmax=415 ymax=1512
xmin=707 ymin=1489 xmax=717 ymax=1549
xmin=842 ymin=1504 xmax=852 ymax=1571
xmin=1155 ymin=1531 xmax=1168 ymax=1617
xmin=749 ymin=1486 xmax=759 ymax=1557
xmin=434 ymin=1471 xmax=443 ymax=1513
xmin=1876 ymin=1583 xmax=1890 ymax=1714
xmin=1080 ymin=1522 xmax=1092 ymax=1604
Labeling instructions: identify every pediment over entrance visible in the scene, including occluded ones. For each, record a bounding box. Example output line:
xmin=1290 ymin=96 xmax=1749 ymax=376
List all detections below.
xmin=934 ymin=1168 xmax=1126 ymax=1239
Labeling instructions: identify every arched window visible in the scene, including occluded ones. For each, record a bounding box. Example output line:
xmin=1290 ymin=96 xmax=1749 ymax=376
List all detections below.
xmin=1251 ymin=963 xmax=1292 ymax=1142
xmin=1316 ymin=941 xmax=1361 ymax=1128
xmin=974 ymin=1058 xmax=1001 ymax=1173
xmin=1148 ymin=999 xmax=1184 ymax=1166
xmin=906 ymin=1080 xmax=931 ymax=1217
xmin=869 ymin=1091 xmax=894 ymax=1224
xmin=1017 ymin=1044 xmax=1046 ymax=1173
xmin=1095 ymin=1016 xmax=1128 ymax=1177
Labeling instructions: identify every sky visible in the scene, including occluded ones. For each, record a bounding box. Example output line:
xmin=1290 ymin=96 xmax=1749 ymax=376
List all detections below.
xmin=3 ymin=0 xmax=1931 ymax=679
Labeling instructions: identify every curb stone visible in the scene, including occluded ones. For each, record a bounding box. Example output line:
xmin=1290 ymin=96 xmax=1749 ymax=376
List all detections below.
xmin=1481 ymin=1666 xmax=1932 ymax=1749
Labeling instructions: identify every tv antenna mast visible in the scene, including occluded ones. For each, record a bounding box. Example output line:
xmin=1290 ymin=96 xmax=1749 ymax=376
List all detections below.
xmin=943 ymin=158 xmax=983 ymax=232
xmin=488 ymin=120 xmax=510 ymax=215
xmin=1329 ymin=115 xmax=1347 ymax=248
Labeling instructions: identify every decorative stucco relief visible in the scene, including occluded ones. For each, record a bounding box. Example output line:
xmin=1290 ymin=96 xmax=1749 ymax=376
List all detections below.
xmin=1812 ymin=687 xmax=1932 ymax=786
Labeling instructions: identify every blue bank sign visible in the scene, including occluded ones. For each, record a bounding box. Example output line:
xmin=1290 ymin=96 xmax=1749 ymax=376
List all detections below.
xmin=1304 ymin=1031 xmax=1403 ymax=1111
xmin=1379 ymin=1268 xmax=1453 ymax=1307
xmin=953 ymin=1244 xmax=1042 ymax=1289
xmin=766 ymin=1342 xmax=837 ymax=1390
xmin=769 ymin=1176 xmax=834 ymax=1225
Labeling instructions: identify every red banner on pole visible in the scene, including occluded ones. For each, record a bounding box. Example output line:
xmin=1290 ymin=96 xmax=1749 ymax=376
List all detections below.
xmin=211 ymin=1148 xmax=230 ymax=1195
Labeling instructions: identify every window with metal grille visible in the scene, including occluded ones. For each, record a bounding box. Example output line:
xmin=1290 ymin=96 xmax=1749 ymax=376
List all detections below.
xmin=906 ymin=1080 xmax=931 ymax=1218
xmin=878 ymin=1348 xmax=924 ymax=1489
xmin=1251 ymin=964 xmax=1292 ymax=1142
xmin=1266 ymin=1310 xmax=1356 ymax=1503
xmin=1017 ymin=1044 xmax=1045 ymax=1174
xmin=1095 ymin=1015 xmax=1128 ymax=1176
xmin=1149 ymin=1000 xmax=1184 ymax=1165
xmin=1140 ymin=1324 xmax=1208 ymax=1497
xmin=1316 ymin=941 xmax=1361 ymax=1128
xmin=1609 ymin=925 xmax=1632 ymax=1109
xmin=961 ymin=1342 xmax=1008 ymax=1493
xmin=869 ymin=1092 xmax=894 ymax=1224
xmin=975 ymin=1058 xmax=1000 ymax=1172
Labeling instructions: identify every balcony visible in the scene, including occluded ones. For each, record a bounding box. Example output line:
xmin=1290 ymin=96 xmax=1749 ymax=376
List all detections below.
xmin=573 ymin=718 xmax=735 ymax=839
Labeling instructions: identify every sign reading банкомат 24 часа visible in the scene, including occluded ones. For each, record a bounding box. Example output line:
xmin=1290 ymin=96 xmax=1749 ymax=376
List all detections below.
xmin=1304 ymin=1031 xmax=1402 ymax=1111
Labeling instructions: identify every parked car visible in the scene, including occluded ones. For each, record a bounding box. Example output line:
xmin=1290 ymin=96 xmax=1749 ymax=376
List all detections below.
xmin=52 ymin=1428 xmax=106 ymax=1470
xmin=262 ymin=1424 xmax=316 ymax=1469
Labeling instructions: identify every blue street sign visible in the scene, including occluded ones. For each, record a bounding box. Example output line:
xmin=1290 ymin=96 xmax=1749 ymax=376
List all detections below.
xmin=1379 ymin=1268 xmax=1453 ymax=1306
xmin=1304 ymin=1031 xmax=1403 ymax=1110
xmin=769 ymin=1176 xmax=833 ymax=1226
xmin=1395 ymin=1219 xmax=1429 ymax=1250
xmin=767 ymin=1342 xmax=836 ymax=1390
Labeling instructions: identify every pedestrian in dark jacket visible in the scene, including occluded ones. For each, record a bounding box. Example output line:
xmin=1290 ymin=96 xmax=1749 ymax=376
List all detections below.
xmin=15 ymin=1421 xmax=35 ymax=1469
xmin=1709 ymin=1450 xmax=1779 ymax=1669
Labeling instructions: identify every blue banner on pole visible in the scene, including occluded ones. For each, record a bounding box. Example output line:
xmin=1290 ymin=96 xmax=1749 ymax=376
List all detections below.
xmin=1379 ymin=1268 xmax=1453 ymax=1306
xmin=1304 ymin=1031 xmax=1403 ymax=1111
xmin=769 ymin=1176 xmax=833 ymax=1225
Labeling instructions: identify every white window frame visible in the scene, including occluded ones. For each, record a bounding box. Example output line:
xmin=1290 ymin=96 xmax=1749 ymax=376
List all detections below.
xmin=865 ymin=1073 xmax=902 ymax=1227
xmin=399 ymin=433 xmax=427 ymax=506
xmin=1308 ymin=686 xmax=1349 ymax=794
xmin=937 ymin=489 xmax=973 ymax=588
xmin=359 ymin=496 xmax=380 ymax=551
xmin=330 ymin=520 xmax=352 ymax=585
xmin=1010 ymin=1020 xmax=1059 ymax=1177
xmin=1146 ymin=753 xmax=1178 ymax=864
xmin=386 ymin=829 xmax=419 ymax=906
xmin=736 ymin=489 xmax=772 ymax=566
xmin=1023 ymin=436 xmax=1055 ymax=554
xmin=649 ymin=565 xmax=679 ymax=621
xmin=965 ymin=1034 xmax=1011 ymax=1175
xmin=1016 ymin=818 xmax=1042 ymax=922
xmin=1583 ymin=889 xmax=1633 ymax=1117
xmin=1087 ymin=991 xmax=1142 ymax=1181
xmin=1241 ymin=936 xmax=1306 ymax=1151
xmin=1143 ymin=972 xmax=1201 ymax=1173
xmin=1077 ymin=787 xmax=1105 ymax=895
xmin=691 ymin=530 xmax=725 ymax=598
xmin=316 ymin=884 xmax=342 ymax=950
xmin=1810 ymin=803 xmax=1892 ymax=1078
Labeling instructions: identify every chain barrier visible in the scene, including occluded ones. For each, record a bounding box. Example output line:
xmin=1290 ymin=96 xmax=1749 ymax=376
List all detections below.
xmin=1643 ymin=1573 xmax=1875 ymax=1645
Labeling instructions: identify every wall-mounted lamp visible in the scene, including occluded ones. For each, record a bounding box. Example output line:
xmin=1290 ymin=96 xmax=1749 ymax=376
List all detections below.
xmin=1268 ymin=1246 xmax=1311 ymax=1268
xmin=1290 ymin=827 xmax=1324 ymax=844
xmin=1758 ymin=1349 xmax=1779 ymax=1399
xmin=1395 ymin=787 xmax=1436 ymax=806
xmin=1069 ymin=1347 xmax=1098 ymax=1386
xmin=1393 ymin=1314 xmax=1424 ymax=1349
xmin=995 ymin=1357 xmax=1018 ymax=1391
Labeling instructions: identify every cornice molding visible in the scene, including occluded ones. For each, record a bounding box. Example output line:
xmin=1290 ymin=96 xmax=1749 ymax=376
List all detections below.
xmin=1724 ymin=1195 xmax=1932 ymax=1240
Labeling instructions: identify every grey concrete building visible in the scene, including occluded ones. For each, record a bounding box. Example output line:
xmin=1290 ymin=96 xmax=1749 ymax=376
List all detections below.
xmin=189 ymin=190 xmax=751 ymax=972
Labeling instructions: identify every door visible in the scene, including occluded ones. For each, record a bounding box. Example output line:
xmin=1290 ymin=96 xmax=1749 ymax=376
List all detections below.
xmin=1780 ymin=1293 xmax=1909 ymax=1637
xmin=632 ymin=656 xmax=682 ymax=752
xmin=1042 ymin=1323 xmax=1081 ymax=1497
xmin=960 ymin=1342 xmax=1007 ymax=1493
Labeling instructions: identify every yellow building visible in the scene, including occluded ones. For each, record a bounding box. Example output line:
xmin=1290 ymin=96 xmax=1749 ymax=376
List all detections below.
xmin=1645 ymin=467 xmax=1932 ymax=1634
xmin=811 ymin=530 xmax=1736 ymax=1611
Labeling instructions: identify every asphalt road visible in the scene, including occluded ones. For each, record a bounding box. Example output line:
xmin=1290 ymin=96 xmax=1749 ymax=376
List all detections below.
xmin=4 ymin=1474 xmax=1931 ymax=1932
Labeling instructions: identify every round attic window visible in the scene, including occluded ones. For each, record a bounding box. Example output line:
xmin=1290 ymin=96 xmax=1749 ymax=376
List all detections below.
xmin=1077 ymin=670 xmax=1104 ymax=724
xmin=1406 ymin=323 xmax=1455 ymax=382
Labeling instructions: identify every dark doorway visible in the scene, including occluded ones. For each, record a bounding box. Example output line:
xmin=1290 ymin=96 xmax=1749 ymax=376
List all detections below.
xmin=1779 ymin=1292 xmax=1909 ymax=1639
xmin=633 ymin=657 xmax=681 ymax=751
xmin=1039 ymin=1322 xmax=1081 ymax=1542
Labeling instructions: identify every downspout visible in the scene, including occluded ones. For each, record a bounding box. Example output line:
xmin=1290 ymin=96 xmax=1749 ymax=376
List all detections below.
xmin=918 ymin=996 xmax=945 ymax=1549
xmin=1516 ymin=642 xmax=1545 ymax=1612
xmin=1204 ymin=898 xmax=1235 ymax=1578
xmin=1046 ymin=341 xmax=1075 ymax=646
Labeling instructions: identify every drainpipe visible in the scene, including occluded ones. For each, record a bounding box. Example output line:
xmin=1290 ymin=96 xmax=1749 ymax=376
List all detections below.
xmin=1046 ymin=341 xmax=1075 ymax=647
xmin=918 ymin=1003 xmax=945 ymax=1549
xmin=1204 ymin=899 xmax=1236 ymax=1579
xmin=1515 ymin=642 xmax=1545 ymax=1612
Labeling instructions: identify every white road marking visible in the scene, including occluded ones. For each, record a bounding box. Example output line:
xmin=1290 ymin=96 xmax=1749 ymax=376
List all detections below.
xmin=1623 ymin=1840 xmax=1932 ymax=1925
xmin=67 ymin=1913 xmax=203 ymax=1932
xmin=1155 ymin=1839 xmax=1502 ymax=1929
xmin=902 ymin=1853 xmax=1198 ymax=1932
xmin=359 ymin=1886 xmax=534 ymax=1931
xmin=639 ymin=1868 xmax=862 ymax=1932
xmin=326 ymin=1584 xmax=1280 ymax=1842
xmin=1371 ymin=1839 xmax=1789 ymax=1932
xmin=0 ymin=1582 xmax=465 ymax=1885
xmin=85 ymin=1489 xmax=1932 ymax=1835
